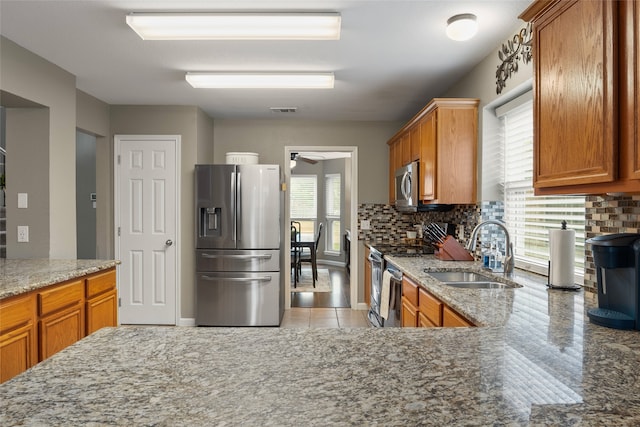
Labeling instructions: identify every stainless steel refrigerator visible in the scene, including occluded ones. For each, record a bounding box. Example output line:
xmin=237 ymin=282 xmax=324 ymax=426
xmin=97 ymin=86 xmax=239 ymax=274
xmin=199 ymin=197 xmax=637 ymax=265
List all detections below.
xmin=195 ymin=164 xmax=282 ymax=326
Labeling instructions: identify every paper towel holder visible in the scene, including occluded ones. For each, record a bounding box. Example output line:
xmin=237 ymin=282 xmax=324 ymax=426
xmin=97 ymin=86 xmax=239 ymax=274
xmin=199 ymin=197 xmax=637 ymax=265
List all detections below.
xmin=547 ymin=221 xmax=581 ymax=290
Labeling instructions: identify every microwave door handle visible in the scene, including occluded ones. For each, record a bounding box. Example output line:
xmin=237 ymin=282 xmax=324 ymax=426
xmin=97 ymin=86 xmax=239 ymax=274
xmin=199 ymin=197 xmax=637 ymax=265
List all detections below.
xmin=401 ymin=171 xmax=410 ymax=199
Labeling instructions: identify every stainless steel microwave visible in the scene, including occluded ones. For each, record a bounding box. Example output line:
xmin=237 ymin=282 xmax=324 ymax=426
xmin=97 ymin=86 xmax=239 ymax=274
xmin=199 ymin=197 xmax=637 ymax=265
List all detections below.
xmin=394 ymin=161 xmax=454 ymax=212
xmin=394 ymin=162 xmax=419 ymax=212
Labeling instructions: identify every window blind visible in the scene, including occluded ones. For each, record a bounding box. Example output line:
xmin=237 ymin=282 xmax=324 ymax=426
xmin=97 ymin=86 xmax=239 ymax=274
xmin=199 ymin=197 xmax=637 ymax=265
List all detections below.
xmin=501 ymin=99 xmax=585 ymax=275
xmin=325 ymin=173 xmax=341 ymax=253
xmin=290 ymin=175 xmax=317 ymax=219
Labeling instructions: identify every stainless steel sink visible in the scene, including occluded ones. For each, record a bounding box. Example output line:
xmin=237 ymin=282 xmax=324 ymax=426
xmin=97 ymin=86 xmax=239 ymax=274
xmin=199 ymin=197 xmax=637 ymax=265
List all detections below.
xmin=426 ymin=271 xmax=518 ymax=289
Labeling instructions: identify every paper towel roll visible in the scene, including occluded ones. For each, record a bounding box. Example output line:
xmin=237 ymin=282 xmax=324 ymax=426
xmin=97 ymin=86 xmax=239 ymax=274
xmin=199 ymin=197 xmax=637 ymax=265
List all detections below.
xmin=549 ymin=228 xmax=575 ymax=287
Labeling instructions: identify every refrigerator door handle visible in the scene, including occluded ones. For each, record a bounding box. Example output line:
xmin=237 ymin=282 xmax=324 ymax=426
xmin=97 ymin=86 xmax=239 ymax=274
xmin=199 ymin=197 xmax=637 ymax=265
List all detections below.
xmin=231 ymin=172 xmax=241 ymax=241
xmin=201 ymin=253 xmax=273 ymax=260
xmin=200 ymin=275 xmax=272 ymax=283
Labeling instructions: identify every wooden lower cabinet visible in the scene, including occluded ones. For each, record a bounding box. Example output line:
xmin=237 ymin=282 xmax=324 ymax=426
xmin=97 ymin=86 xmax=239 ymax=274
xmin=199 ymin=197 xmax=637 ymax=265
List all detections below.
xmin=401 ymin=274 xmax=473 ymax=328
xmin=0 ymin=293 xmax=37 ymax=383
xmin=39 ymin=304 xmax=85 ymax=360
xmin=443 ymin=305 xmax=473 ymax=327
xmin=86 ymin=269 xmax=118 ymax=335
xmin=0 ymin=267 xmax=117 ymax=383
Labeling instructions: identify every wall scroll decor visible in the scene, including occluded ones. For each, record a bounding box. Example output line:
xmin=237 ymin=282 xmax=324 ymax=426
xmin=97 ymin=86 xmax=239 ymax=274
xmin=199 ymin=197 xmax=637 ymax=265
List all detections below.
xmin=496 ymin=23 xmax=533 ymax=94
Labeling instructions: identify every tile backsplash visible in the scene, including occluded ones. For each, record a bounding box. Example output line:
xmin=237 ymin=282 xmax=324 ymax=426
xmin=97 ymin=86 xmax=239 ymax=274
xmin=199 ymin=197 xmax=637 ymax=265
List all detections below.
xmin=358 ymin=194 xmax=640 ymax=294
xmin=584 ymin=194 xmax=640 ymax=292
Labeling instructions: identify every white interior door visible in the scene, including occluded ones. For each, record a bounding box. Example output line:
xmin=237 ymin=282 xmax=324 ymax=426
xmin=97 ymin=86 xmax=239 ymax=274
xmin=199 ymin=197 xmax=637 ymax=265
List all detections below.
xmin=115 ymin=135 xmax=179 ymax=325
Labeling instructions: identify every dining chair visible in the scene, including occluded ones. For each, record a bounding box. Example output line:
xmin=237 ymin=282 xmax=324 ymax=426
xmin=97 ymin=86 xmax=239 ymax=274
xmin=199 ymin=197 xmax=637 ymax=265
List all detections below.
xmin=298 ymin=223 xmax=323 ymax=284
xmin=290 ymin=221 xmax=301 ymax=287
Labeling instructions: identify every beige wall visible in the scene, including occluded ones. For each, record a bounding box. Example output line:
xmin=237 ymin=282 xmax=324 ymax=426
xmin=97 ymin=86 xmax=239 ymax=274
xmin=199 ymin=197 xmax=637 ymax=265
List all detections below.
xmin=5 ymin=108 xmax=50 ymax=258
xmin=110 ymin=105 xmax=214 ymax=321
xmin=0 ymin=36 xmax=77 ymax=258
xmin=213 ymin=119 xmax=401 ymax=204
xmin=76 ymin=90 xmax=112 ymax=259
xmin=443 ymin=22 xmax=533 ymax=201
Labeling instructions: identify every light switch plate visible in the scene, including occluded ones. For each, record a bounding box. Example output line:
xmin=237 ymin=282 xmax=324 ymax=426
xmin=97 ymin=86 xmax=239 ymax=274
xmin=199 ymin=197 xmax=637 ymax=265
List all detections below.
xmin=18 ymin=193 xmax=28 ymax=209
xmin=17 ymin=226 xmax=29 ymax=242
xmin=361 ymin=219 xmax=371 ymax=230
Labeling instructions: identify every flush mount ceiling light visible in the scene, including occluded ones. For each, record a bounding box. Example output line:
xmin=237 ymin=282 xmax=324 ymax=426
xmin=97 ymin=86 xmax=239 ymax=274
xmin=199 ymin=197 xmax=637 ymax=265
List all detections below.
xmin=446 ymin=13 xmax=478 ymax=41
xmin=126 ymin=12 xmax=341 ymax=40
xmin=185 ymin=72 xmax=335 ymax=89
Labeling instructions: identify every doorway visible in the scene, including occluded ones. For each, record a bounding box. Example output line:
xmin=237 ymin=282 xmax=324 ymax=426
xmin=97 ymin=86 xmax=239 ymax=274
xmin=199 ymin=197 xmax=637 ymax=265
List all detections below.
xmin=284 ymin=146 xmax=358 ymax=310
xmin=76 ymin=130 xmax=96 ymax=259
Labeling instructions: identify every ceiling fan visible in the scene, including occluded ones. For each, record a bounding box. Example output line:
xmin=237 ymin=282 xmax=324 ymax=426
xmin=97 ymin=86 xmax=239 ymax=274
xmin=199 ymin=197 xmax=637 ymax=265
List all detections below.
xmin=290 ymin=152 xmax=318 ymax=165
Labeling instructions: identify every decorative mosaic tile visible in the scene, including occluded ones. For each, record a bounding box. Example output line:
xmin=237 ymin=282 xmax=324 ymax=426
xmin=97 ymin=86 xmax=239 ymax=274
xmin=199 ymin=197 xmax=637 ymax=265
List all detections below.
xmin=584 ymin=194 xmax=640 ymax=292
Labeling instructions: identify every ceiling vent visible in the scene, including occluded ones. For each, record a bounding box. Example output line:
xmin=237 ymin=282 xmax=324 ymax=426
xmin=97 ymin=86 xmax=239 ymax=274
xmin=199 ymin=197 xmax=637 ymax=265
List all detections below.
xmin=270 ymin=107 xmax=297 ymax=113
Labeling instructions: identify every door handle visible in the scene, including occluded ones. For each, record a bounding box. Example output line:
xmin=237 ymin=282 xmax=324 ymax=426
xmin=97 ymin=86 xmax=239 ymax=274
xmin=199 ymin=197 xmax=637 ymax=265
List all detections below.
xmin=166 ymin=239 xmax=173 ymax=246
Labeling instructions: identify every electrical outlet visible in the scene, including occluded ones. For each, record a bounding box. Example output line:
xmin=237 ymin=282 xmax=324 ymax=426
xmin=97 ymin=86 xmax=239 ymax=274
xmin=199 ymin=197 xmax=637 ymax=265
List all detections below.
xmin=361 ymin=220 xmax=371 ymax=230
xmin=17 ymin=226 xmax=29 ymax=243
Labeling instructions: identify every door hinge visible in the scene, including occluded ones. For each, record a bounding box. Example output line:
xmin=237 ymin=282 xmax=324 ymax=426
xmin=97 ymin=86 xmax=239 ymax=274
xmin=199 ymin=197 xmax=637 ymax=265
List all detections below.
xmin=118 ymin=297 xmax=121 ymax=307
xmin=117 ymin=154 xmax=121 ymax=165
xmin=118 ymin=226 xmax=121 ymax=236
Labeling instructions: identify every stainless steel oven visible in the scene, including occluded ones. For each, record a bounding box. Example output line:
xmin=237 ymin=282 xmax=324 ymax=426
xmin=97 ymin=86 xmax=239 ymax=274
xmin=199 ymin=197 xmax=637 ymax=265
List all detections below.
xmin=367 ymin=247 xmax=402 ymax=327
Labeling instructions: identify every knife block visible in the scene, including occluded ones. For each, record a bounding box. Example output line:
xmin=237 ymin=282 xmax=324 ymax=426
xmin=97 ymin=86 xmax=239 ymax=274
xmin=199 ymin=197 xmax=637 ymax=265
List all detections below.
xmin=434 ymin=236 xmax=475 ymax=261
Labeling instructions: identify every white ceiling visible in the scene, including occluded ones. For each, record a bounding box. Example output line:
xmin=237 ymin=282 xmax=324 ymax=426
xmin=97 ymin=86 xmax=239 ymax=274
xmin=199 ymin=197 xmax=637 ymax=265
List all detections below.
xmin=0 ymin=0 xmax=532 ymax=122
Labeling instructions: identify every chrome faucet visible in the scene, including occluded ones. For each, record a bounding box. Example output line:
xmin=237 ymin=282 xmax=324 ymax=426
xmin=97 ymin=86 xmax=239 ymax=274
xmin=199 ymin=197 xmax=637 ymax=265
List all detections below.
xmin=466 ymin=220 xmax=514 ymax=275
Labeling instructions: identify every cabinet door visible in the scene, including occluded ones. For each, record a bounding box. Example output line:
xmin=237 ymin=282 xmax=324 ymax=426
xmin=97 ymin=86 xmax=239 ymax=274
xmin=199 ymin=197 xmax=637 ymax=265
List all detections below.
xmin=532 ymin=0 xmax=616 ymax=189
xmin=0 ymin=294 xmax=37 ymax=383
xmin=410 ymin=124 xmax=421 ymax=162
xmin=418 ymin=288 xmax=443 ymax=326
xmin=402 ymin=276 xmax=419 ymax=307
xmin=420 ymin=112 xmax=436 ymax=200
xmin=622 ymin=0 xmax=640 ymax=180
xmin=401 ymin=297 xmax=418 ymax=327
xmin=418 ymin=311 xmax=437 ymax=328
xmin=401 ymin=132 xmax=411 ymax=166
xmin=443 ymin=305 xmax=473 ymax=327
xmin=1 ymin=323 xmax=37 ymax=383
xmin=86 ymin=289 xmax=118 ymax=335
xmin=39 ymin=304 xmax=84 ymax=360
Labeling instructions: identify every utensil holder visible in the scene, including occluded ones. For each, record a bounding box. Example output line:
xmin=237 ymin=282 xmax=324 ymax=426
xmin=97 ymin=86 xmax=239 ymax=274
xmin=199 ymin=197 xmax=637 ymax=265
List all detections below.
xmin=434 ymin=236 xmax=474 ymax=261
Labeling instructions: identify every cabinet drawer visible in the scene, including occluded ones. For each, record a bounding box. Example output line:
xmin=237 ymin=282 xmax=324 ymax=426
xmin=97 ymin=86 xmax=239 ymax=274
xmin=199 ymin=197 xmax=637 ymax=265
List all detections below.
xmin=38 ymin=280 xmax=84 ymax=317
xmin=0 ymin=293 xmax=35 ymax=334
xmin=402 ymin=276 xmax=419 ymax=306
xmin=86 ymin=268 xmax=116 ymax=298
xmin=418 ymin=288 xmax=443 ymax=327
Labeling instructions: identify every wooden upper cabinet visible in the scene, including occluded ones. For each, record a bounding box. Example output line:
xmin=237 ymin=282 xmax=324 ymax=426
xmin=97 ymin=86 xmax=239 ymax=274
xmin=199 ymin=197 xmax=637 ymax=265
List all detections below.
xmin=521 ymin=0 xmax=640 ymax=194
xmin=388 ymin=98 xmax=479 ymax=205
xmin=622 ymin=0 xmax=640 ymax=180
xmin=420 ymin=112 xmax=436 ymax=201
xmin=388 ymin=138 xmax=401 ymax=203
xmin=409 ymin=124 xmax=421 ymax=163
xmin=401 ymin=132 xmax=411 ymax=166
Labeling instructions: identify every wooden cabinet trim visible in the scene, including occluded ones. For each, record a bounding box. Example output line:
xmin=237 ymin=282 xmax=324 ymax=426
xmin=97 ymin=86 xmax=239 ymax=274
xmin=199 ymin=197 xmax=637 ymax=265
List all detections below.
xmin=86 ymin=289 xmax=118 ymax=335
xmin=0 ymin=322 xmax=37 ymax=383
xmin=39 ymin=304 xmax=85 ymax=361
xmin=401 ymin=296 xmax=418 ymax=327
xmin=418 ymin=311 xmax=437 ymax=328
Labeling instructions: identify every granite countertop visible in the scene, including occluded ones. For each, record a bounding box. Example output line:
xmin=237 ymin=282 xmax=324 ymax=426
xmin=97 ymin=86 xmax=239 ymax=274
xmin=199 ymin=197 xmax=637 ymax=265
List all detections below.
xmin=1 ymin=256 xmax=640 ymax=425
xmin=0 ymin=259 xmax=120 ymax=299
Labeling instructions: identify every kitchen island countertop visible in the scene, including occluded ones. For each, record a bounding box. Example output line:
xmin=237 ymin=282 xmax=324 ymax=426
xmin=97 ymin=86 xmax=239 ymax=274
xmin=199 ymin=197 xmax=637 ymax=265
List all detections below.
xmin=1 ymin=256 xmax=640 ymax=426
xmin=0 ymin=259 xmax=120 ymax=299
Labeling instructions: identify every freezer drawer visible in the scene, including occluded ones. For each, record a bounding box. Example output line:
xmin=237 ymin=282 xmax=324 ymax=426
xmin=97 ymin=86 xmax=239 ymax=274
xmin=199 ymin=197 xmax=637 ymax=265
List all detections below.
xmin=196 ymin=249 xmax=280 ymax=272
xmin=196 ymin=272 xmax=281 ymax=326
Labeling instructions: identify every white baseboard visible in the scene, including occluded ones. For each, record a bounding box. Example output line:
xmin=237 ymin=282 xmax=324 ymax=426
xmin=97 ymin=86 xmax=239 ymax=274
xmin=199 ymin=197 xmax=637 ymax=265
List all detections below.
xmin=178 ymin=318 xmax=196 ymax=327
xmin=355 ymin=302 xmax=369 ymax=311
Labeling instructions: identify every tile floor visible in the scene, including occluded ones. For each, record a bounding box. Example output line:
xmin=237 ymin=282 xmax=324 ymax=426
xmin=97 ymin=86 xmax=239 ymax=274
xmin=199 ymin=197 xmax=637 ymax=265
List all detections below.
xmin=280 ymin=307 xmax=370 ymax=328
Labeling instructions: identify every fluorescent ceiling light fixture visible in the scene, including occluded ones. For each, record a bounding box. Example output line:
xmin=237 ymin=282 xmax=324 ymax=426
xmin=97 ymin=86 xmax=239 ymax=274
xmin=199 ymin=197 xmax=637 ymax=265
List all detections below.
xmin=446 ymin=13 xmax=478 ymax=41
xmin=126 ymin=12 xmax=341 ymax=40
xmin=186 ymin=73 xmax=335 ymax=89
